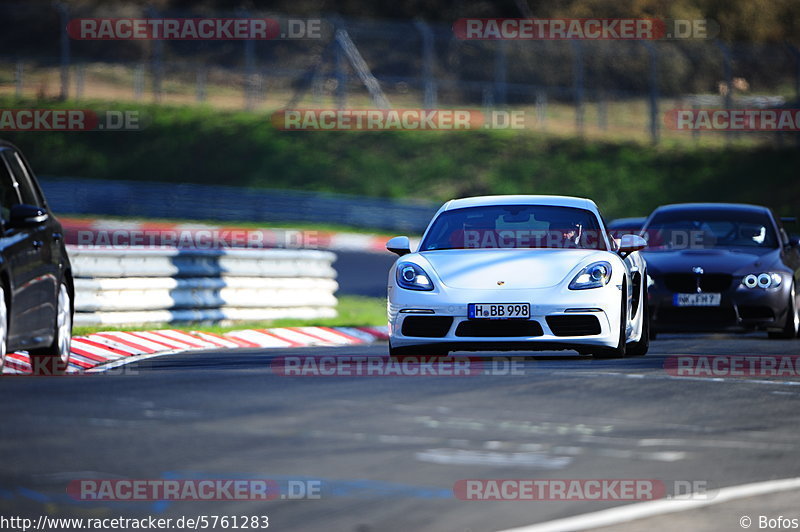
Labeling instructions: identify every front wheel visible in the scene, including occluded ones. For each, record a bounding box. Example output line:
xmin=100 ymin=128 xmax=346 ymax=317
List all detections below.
xmin=768 ymin=283 xmax=799 ymax=340
xmin=29 ymin=280 xmax=72 ymax=375
xmin=626 ymin=287 xmax=650 ymax=357
xmin=593 ymin=285 xmax=628 ymax=359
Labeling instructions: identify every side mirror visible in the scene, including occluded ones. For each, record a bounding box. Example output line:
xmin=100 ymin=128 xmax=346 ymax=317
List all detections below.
xmin=619 ymin=234 xmax=647 ymax=254
xmin=788 ymin=235 xmax=800 ymax=248
xmin=386 ymin=236 xmax=411 ymax=256
xmin=9 ymin=204 xmax=48 ymax=228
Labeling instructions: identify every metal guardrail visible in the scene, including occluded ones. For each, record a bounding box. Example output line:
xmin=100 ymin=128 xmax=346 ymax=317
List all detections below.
xmin=41 ymin=177 xmax=439 ymax=234
xmin=69 ymin=246 xmax=339 ymax=326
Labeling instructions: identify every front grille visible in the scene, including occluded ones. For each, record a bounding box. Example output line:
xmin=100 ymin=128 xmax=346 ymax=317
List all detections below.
xmin=546 ymin=315 xmax=602 ymax=336
xmin=401 ymin=316 xmax=453 ymax=337
xmin=455 ymin=320 xmax=544 ymax=337
xmin=738 ymin=305 xmax=774 ymax=320
xmin=663 ymin=273 xmax=733 ymax=293
xmin=657 ymin=306 xmax=737 ymax=325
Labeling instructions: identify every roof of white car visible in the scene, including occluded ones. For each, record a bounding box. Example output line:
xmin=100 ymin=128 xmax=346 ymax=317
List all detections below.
xmin=442 ymin=195 xmax=599 ymax=212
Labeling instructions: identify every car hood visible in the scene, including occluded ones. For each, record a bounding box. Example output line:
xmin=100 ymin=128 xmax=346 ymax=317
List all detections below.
xmin=642 ymin=248 xmax=782 ymax=275
xmin=420 ymin=249 xmax=605 ymax=289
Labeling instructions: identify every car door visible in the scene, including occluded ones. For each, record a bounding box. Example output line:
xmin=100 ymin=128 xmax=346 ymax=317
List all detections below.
xmin=3 ymin=148 xmax=59 ymax=344
xmin=0 ymin=152 xmax=49 ymax=348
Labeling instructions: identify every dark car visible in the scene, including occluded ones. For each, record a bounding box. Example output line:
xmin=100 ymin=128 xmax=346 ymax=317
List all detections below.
xmin=0 ymin=141 xmax=73 ymax=374
xmin=607 ymin=217 xmax=647 ymax=240
xmin=641 ymin=203 xmax=800 ymax=338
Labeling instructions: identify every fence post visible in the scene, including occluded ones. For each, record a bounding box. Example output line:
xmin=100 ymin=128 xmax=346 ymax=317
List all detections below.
xmin=241 ymin=9 xmax=257 ymax=110
xmin=57 ymin=3 xmax=70 ymax=100
xmin=334 ymin=26 xmax=348 ymax=109
xmin=147 ymin=7 xmax=163 ymax=103
xmin=134 ymin=64 xmax=144 ymax=100
xmin=644 ymin=42 xmax=660 ymax=144
xmin=536 ymin=90 xmax=547 ymax=129
xmin=598 ymin=91 xmax=608 ymax=130
xmin=415 ymin=20 xmax=437 ymax=108
xmin=482 ymin=85 xmax=495 ymax=110
xmin=788 ymin=44 xmax=800 ymax=147
xmin=788 ymin=44 xmax=800 ymax=102
xmin=76 ymin=64 xmax=85 ymax=99
xmin=571 ymin=40 xmax=585 ymax=136
xmin=494 ymin=40 xmax=508 ymax=106
xmin=716 ymin=41 xmax=733 ymax=144
xmin=15 ymin=61 xmax=23 ymax=98
xmin=196 ymin=66 xmax=206 ymax=102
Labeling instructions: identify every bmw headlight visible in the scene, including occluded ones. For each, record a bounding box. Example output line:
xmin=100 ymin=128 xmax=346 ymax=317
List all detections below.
xmin=569 ymin=261 xmax=613 ymax=290
xmin=742 ymin=272 xmax=783 ymax=289
xmin=396 ymin=262 xmax=434 ymax=291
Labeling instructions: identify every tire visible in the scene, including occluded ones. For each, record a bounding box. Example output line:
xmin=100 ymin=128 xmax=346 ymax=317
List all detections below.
xmin=29 ymin=280 xmax=72 ymax=375
xmin=0 ymin=286 xmax=7 ymax=375
xmin=626 ymin=285 xmax=650 ymax=356
xmin=593 ymin=283 xmax=628 ymax=359
xmin=768 ymin=283 xmax=799 ymax=340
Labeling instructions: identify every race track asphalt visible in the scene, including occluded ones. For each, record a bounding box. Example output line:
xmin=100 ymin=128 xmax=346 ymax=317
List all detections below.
xmin=3 ymin=333 xmax=800 ymax=531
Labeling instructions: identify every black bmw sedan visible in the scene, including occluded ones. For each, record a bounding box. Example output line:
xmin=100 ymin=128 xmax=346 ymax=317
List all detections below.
xmin=0 ymin=140 xmax=73 ymax=374
xmin=641 ymin=203 xmax=800 ymax=339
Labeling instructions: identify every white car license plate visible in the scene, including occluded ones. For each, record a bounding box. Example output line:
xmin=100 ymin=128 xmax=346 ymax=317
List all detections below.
xmin=673 ymin=293 xmax=722 ymax=307
xmin=468 ymin=303 xmax=530 ymax=319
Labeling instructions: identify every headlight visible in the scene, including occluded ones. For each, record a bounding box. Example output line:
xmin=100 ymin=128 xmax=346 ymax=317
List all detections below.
xmin=569 ymin=261 xmax=612 ymax=290
xmin=396 ymin=262 xmax=434 ymax=291
xmin=742 ymin=272 xmax=783 ymax=289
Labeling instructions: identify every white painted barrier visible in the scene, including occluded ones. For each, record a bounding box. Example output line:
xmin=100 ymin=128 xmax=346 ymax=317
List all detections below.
xmin=68 ymin=246 xmax=338 ymax=326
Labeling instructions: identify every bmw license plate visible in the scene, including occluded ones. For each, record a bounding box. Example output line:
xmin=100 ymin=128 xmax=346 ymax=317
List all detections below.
xmin=673 ymin=293 xmax=721 ymax=307
xmin=468 ymin=303 xmax=530 ymax=319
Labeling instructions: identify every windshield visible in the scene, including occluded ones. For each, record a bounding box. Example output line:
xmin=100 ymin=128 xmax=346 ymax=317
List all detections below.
xmin=420 ymin=205 xmax=607 ymax=251
xmin=642 ymin=209 xmax=779 ymax=251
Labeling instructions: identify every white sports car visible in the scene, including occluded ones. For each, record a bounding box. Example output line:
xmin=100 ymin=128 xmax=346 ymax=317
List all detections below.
xmin=386 ymin=195 xmax=649 ymax=358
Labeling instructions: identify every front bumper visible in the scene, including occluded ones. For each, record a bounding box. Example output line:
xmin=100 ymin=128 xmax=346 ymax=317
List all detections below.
xmin=388 ymin=283 xmax=625 ymax=352
xmin=649 ymin=279 xmax=791 ymax=333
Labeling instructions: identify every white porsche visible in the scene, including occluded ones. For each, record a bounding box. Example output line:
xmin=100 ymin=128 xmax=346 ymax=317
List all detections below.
xmin=386 ymin=195 xmax=650 ymax=358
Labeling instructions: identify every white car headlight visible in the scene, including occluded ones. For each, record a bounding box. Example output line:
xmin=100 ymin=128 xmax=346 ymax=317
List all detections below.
xmin=742 ymin=272 xmax=783 ymax=289
xmin=396 ymin=262 xmax=434 ymax=291
xmin=569 ymin=261 xmax=613 ymax=290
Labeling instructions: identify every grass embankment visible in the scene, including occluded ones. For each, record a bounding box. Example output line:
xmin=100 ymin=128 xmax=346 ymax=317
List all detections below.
xmin=2 ymin=96 xmax=799 ymax=220
xmin=72 ymin=295 xmax=387 ymax=336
